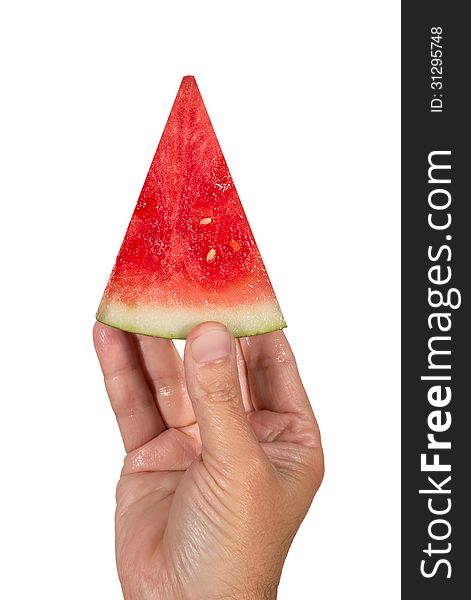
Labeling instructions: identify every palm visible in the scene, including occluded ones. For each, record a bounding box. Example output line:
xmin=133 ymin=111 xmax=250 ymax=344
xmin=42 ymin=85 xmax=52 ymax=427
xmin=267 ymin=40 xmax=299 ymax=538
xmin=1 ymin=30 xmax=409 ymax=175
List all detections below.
xmin=94 ymin=323 xmax=323 ymax=598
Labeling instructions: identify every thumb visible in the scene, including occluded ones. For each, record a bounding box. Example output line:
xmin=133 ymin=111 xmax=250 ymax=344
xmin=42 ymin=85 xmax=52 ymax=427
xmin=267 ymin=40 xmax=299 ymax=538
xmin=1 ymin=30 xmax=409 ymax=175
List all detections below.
xmin=184 ymin=322 xmax=262 ymax=469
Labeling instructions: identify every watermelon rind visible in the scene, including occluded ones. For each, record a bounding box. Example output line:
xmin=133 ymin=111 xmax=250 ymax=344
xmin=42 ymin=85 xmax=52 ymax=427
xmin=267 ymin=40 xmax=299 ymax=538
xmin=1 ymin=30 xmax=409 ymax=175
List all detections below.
xmin=96 ymin=299 xmax=286 ymax=340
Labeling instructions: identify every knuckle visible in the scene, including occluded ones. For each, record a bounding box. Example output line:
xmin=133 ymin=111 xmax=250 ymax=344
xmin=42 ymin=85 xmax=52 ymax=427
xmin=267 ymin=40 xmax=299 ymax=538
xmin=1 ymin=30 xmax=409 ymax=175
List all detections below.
xmin=155 ymin=372 xmax=187 ymax=396
xmin=197 ymin=368 xmax=240 ymax=405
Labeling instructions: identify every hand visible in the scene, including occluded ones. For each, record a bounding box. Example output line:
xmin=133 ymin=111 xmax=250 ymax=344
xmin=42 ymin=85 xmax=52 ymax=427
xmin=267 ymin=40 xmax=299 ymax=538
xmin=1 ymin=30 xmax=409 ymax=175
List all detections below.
xmin=93 ymin=321 xmax=323 ymax=600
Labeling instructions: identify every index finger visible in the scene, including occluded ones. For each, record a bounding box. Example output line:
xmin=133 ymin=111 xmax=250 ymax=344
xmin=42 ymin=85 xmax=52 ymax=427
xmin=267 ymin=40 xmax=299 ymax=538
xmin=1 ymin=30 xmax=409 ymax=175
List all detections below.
xmin=93 ymin=322 xmax=166 ymax=452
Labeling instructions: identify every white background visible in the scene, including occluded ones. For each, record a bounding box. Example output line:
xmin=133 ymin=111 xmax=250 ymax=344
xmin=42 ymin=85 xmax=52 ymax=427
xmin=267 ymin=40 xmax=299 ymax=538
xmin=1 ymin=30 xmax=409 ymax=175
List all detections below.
xmin=0 ymin=1 xmax=400 ymax=598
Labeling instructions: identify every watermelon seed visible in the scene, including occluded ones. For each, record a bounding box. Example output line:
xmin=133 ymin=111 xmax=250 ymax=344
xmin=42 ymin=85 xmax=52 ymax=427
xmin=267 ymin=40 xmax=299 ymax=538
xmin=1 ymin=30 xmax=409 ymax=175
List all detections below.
xmin=200 ymin=217 xmax=212 ymax=225
xmin=206 ymin=248 xmax=216 ymax=262
xmin=229 ymin=239 xmax=241 ymax=251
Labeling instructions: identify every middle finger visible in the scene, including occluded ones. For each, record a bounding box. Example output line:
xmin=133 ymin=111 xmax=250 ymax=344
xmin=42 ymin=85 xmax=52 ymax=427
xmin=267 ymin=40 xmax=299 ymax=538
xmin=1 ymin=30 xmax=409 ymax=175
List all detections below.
xmin=135 ymin=334 xmax=195 ymax=428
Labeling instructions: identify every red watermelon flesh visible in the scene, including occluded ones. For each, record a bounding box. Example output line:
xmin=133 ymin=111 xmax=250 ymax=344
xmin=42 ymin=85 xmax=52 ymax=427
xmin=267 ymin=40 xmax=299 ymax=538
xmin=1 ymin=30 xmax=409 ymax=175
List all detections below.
xmin=96 ymin=76 xmax=286 ymax=339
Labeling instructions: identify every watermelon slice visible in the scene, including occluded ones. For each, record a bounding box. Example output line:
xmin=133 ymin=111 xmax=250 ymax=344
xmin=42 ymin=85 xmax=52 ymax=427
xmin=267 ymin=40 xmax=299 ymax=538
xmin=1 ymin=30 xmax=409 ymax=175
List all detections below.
xmin=96 ymin=76 xmax=286 ymax=339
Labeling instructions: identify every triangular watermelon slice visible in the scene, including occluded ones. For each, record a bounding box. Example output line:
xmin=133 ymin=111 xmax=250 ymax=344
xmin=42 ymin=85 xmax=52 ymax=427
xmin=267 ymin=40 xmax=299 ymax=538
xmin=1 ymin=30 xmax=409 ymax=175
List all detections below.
xmin=96 ymin=76 xmax=286 ymax=339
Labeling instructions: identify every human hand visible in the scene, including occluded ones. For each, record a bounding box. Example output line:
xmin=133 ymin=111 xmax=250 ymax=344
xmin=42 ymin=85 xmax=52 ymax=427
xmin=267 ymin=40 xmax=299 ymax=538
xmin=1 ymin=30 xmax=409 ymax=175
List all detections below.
xmin=93 ymin=321 xmax=323 ymax=600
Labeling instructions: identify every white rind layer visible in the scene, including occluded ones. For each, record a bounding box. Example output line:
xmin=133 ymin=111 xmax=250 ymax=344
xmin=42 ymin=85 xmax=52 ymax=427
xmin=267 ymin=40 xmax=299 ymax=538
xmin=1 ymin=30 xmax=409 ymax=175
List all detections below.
xmin=96 ymin=300 xmax=286 ymax=339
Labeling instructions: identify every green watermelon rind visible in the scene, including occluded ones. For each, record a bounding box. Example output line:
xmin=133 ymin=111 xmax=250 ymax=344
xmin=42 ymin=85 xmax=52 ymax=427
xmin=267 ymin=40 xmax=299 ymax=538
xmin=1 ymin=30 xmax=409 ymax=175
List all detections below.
xmin=95 ymin=317 xmax=287 ymax=340
xmin=96 ymin=300 xmax=287 ymax=340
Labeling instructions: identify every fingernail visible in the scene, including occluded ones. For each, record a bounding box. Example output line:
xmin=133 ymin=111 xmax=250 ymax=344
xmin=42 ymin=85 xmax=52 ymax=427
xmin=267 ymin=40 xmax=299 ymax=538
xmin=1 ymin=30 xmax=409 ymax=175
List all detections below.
xmin=190 ymin=328 xmax=232 ymax=364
